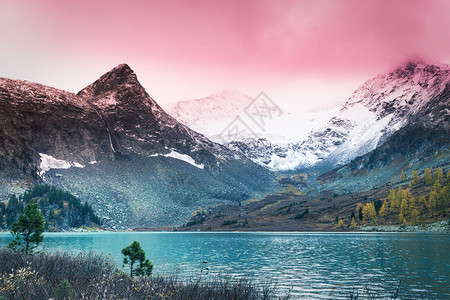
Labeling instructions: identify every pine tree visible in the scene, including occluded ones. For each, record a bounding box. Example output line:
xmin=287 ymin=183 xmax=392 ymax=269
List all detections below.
xmin=122 ymin=241 xmax=153 ymax=277
xmin=8 ymin=200 xmax=45 ymax=254
xmin=355 ymin=203 xmax=363 ymax=220
xmin=412 ymin=170 xmax=420 ymax=185
xmin=400 ymin=170 xmax=406 ymax=182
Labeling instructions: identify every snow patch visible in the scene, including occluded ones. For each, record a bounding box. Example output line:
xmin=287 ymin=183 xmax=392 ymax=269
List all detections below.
xmin=38 ymin=153 xmax=84 ymax=176
xmin=164 ymin=150 xmax=204 ymax=169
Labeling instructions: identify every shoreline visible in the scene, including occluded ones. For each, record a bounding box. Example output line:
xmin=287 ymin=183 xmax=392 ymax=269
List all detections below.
xmin=1 ymin=219 xmax=448 ymax=234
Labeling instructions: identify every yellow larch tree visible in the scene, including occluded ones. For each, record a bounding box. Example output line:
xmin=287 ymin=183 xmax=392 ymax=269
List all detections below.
xmin=379 ymin=199 xmax=388 ymax=217
xmin=362 ymin=202 xmax=377 ymax=223
xmin=412 ymin=170 xmax=420 ymax=185
xmin=400 ymin=170 xmax=406 ymax=182
xmin=350 ymin=217 xmax=357 ymax=228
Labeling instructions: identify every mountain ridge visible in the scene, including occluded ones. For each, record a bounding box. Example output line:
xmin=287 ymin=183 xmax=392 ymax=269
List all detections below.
xmin=0 ymin=64 xmax=277 ymax=228
xmin=167 ymin=61 xmax=450 ymax=172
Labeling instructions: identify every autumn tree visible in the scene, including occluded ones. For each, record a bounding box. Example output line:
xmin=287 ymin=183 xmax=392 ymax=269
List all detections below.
xmin=424 ymin=168 xmax=433 ymax=185
xmin=388 ymin=189 xmax=398 ymax=213
xmin=418 ymin=196 xmax=427 ymax=211
xmin=400 ymin=170 xmax=406 ymax=182
xmin=410 ymin=209 xmax=419 ymax=225
xmin=398 ymin=212 xmax=405 ymax=224
xmin=437 ymin=184 xmax=449 ymax=216
xmin=412 ymin=170 xmax=420 ymax=185
xmin=432 ymin=180 xmax=442 ymax=194
xmin=428 ymin=190 xmax=438 ymax=214
xmin=337 ymin=218 xmax=345 ymax=230
xmin=362 ymin=202 xmax=377 ymax=223
xmin=433 ymin=167 xmax=444 ymax=185
xmin=122 ymin=241 xmax=153 ymax=277
xmin=379 ymin=199 xmax=388 ymax=217
xmin=350 ymin=217 xmax=357 ymax=228
xmin=404 ymin=189 xmax=415 ymax=214
xmin=400 ymin=196 xmax=408 ymax=216
xmin=8 ymin=200 xmax=45 ymax=254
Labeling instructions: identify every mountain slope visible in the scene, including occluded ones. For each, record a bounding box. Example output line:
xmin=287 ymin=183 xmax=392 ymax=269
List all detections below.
xmin=317 ymin=80 xmax=450 ymax=193
xmin=0 ymin=65 xmax=277 ymax=228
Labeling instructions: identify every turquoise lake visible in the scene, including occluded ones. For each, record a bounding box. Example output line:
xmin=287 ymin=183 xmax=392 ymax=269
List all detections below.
xmin=0 ymin=232 xmax=449 ymax=299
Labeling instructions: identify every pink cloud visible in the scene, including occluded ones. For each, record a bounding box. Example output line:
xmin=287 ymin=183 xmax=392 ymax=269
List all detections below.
xmin=1 ymin=0 xmax=450 ymax=105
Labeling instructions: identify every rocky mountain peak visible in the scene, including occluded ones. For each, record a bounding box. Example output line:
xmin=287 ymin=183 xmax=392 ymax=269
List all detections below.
xmin=77 ymin=63 xmax=141 ymax=98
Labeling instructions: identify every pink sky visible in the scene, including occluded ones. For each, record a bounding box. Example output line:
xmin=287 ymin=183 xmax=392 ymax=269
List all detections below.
xmin=1 ymin=0 xmax=450 ymax=110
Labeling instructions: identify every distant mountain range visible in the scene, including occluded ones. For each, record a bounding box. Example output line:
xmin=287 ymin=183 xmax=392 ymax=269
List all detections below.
xmin=169 ymin=60 xmax=450 ymax=172
xmin=0 ymin=60 xmax=448 ymax=229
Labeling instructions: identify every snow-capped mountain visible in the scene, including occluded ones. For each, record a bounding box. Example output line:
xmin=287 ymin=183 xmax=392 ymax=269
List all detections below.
xmin=0 ymin=64 xmax=276 ymax=228
xmin=167 ymin=89 xmax=340 ymax=145
xmin=166 ymin=89 xmax=255 ymax=139
xmin=293 ymin=60 xmax=450 ymax=170
xmin=169 ymin=61 xmax=450 ymax=171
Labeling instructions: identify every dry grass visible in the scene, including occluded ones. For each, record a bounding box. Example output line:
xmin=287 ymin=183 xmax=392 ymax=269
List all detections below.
xmin=0 ymin=249 xmax=290 ymax=300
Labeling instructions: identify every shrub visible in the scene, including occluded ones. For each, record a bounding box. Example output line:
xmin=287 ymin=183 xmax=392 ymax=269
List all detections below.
xmin=0 ymin=250 xmax=289 ymax=299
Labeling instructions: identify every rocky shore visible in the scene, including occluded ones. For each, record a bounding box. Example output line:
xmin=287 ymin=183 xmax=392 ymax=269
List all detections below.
xmin=358 ymin=219 xmax=450 ymax=233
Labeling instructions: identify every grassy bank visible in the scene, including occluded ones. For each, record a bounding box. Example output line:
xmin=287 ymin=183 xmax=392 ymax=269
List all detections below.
xmin=0 ymin=249 xmax=290 ymax=300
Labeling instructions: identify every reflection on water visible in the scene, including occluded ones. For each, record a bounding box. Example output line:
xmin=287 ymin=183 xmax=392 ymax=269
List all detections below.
xmin=0 ymin=232 xmax=449 ymax=299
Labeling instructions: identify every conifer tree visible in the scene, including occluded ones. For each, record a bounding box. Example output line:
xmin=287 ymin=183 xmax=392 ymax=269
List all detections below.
xmin=379 ymin=199 xmax=388 ymax=217
xmin=122 ymin=241 xmax=153 ymax=277
xmin=400 ymin=197 xmax=408 ymax=216
xmin=337 ymin=218 xmax=344 ymax=230
xmin=362 ymin=202 xmax=377 ymax=223
xmin=418 ymin=196 xmax=427 ymax=210
xmin=432 ymin=180 xmax=442 ymax=194
xmin=355 ymin=203 xmax=363 ymax=220
xmin=437 ymin=185 xmax=449 ymax=216
xmin=400 ymin=170 xmax=406 ymax=182
xmin=404 ymin=189 xmax=415 ymax=214
xmin=428 ymin=190 xmax=438 ymax=214
xmin=410 ymin=209 xmax=419 ymax=225
xmin=398 ymin=211 xmax=405 ymax=224
xmin=424 ymin=168 xmax=433 ymax=185
xmin=433 ymin=167 xmax=444 ymax=185
xmin=412 ymin=170 xmax=420 ymax=185
xmin=388 ymin=189 xmax=397 ymax=212
xmin=8 ymin=200 xmax=45 ymax=254
xmin=350 ymin=217 xmax=357 ymax=228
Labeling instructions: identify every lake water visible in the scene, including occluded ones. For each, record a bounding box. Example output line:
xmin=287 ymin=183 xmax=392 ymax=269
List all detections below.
xmin=0 ymin=232 xmax=449 ymax=299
